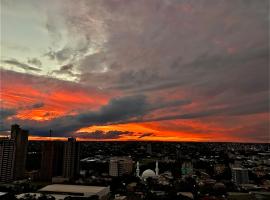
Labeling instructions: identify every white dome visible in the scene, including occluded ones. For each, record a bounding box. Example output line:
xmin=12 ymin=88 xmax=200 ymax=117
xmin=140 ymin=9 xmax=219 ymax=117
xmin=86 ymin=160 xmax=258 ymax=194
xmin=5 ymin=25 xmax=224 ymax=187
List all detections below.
xmin=141 ymin=169 xmax=156 ymax=179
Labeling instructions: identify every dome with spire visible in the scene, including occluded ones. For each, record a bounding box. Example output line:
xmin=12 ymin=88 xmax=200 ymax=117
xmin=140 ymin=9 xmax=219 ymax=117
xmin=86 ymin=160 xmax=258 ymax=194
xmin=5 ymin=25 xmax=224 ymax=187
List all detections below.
xmin=141 ymin=169 xmax=156 ymax=179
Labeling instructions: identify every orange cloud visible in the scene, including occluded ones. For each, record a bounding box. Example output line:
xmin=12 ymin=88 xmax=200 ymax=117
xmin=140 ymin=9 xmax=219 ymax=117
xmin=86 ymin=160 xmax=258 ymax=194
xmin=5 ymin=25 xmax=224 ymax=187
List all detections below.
xmin=1 ymin=70 xmax=268 ymax=143
xmin=1 ymin=70 xmax=111 ymax=121
xmin=75 ymin=121 xmax=219 ymax=142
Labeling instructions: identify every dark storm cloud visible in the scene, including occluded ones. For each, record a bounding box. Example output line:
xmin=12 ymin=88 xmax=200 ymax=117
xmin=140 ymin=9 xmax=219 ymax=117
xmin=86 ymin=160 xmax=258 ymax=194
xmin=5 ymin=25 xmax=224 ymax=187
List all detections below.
xmin=143 ymin=98 xmax=269 ymax=122
xmin=45 ymin=48 xmax=73 ymax=62
xmin=66 ymin=0 xmax=268 ymax=93
xmin=112 ymin=45 xmax=269 ymax=97
xmin=147 ymin=99 xmax=191 ymax=112
xmin=77 ymin=95 xmax=148 ymax=124
xmin=52 ymin=64 xmax=79 ymax=77
xmin=60 ymin=64 xmax=73 ymax=71
xmin=17 ymin=94 xmax=191 ymax=136
xmin=0 ymin=108 xmax=16 ymax=120
xmin=59 ymin=1 xmax=269 ymax=132
xmin=138 ymin=133 xmax=154 ymax=138
xmin=29 ymin=102 xmax=44 ymax=109
xmin=77 ymin=131 xmax=154 ymax=140
xmin=0 ymin=102 xmax=44 ymax=131
xmin=34 ymin=0 xmax=269 ymax=98
xmin=19 ymin=95 xmax=146 ymax=135
xmin=75 ymin=96 xmax=192 ymax=127
xmin=3 ymin=59 xmax=41 ymax=72
xmin=76 ymin=130 xmax=132 ymax=139
xmin=1 ymin=69 xmax=104 ymax=97
xmin=27 ymin=58 xmax=42 ymax=67
xmin=0 ymin=109 xmax=16 ymax=131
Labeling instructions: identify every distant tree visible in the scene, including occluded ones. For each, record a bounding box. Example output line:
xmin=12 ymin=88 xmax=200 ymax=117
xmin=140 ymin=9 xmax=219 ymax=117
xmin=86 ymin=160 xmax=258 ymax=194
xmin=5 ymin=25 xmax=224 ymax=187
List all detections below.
xmin=20 ymin=193 xmax=55 ymax=200
xmin=89 ymin=195 xmax=99 ymax=200
xmin=146 ymin=177 xmax=155 ymax=190
xmin=215 ymin=167 xmax=231 ymax=181
xmin=38 ymin=194 xmax=55 ymax=200
xmin=199 ymin=183 xmax=212 ymax=195
xmin=110 ymin=177 xmax=125 ymax=194
xmin=65 ymin=195 xmax=98 ymax=200
xmin=122 ymin=174 xmax=140 ymax=184
xmin=1 ymin=193 xmax=17 ymax=200
xmin=21 ymin=193 xmax=36 ymax=200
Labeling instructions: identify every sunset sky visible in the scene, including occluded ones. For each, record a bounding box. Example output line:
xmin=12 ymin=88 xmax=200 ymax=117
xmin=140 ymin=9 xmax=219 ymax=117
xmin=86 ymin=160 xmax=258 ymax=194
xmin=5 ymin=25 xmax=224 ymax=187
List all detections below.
xmin=0 ymin=0 xmax=269 ymax=142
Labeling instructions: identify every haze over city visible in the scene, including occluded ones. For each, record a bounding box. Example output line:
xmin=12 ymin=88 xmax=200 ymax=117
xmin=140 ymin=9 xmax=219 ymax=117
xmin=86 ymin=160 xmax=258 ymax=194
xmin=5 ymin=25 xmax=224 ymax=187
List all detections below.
xmin=1 ymin=0 xmax=269 ymax=142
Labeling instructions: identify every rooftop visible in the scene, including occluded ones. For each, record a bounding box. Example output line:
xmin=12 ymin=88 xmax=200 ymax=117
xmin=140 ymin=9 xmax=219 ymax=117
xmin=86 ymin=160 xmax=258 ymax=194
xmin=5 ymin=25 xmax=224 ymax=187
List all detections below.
xmin=0 ymin=192 xmax=7 ymax=196
xmin=40 ymin=184 xmax=107 ymax=193
xmin=39 ymin=184 xmax=109 ymax=197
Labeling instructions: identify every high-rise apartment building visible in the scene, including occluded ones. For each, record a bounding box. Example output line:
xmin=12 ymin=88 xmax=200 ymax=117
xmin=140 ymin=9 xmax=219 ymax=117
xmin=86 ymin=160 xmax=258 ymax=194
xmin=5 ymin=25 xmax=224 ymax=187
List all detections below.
xmin=0 ymin=138 xmax=15 ymax=183
xmin=146 ymin=143 xmax=152 ymax=155
xmin=109 ymin=157 xmax=133 ymax=177
xmin=232 ymin=167 xmax=249 ymax=185
xmin=11 ymin=124 xmax=29 ymax=180
xmin=63 ymin=137 xmax=80 ymax=180
xmin=176 ymin=145 xmax=182 ymax=162
xmin=40 ymin=141 xmax=64 ymax=180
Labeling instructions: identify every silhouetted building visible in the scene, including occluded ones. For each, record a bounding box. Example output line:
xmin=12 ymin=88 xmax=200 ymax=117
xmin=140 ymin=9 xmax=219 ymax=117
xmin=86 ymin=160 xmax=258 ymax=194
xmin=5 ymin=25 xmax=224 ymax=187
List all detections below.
xmin=109 ymin=157 xmax=133 ymax=177
xmin=0 ymin=138 xmax=15 ymax=183
xmin=63 ymin=137 xmax=80 ymax=180
xmin=40 ymin=141 xmax=64 ymax=181
xmin=181 ymin=161 xmax=193 ymax=176
xmin=11 ymin=124 xmax=28 ymax=180
xmin=146 ymin=143 xmax=152 ymax=155
xmin=176 ymin=145 xmax=182 ymax=161
xmin=232 ymin=167 xmax=249 ymax=185
xmin=173 ymin=145 xmax=182 ymax=178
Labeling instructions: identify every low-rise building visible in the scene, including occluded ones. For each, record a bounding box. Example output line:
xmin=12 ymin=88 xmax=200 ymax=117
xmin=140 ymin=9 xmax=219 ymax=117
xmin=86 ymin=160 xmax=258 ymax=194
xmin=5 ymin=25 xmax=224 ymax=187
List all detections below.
xmin=109 ymin=157 xmax=133 ymax=177
xmin=232 ymin=167 xmax=249 ymax=185
xmin=38 ymin=184 xmax=110 ymax=199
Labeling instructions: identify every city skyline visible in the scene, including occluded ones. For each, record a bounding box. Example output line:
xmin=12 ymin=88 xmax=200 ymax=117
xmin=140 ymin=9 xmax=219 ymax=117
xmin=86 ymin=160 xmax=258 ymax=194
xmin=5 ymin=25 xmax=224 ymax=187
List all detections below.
xmin=1 ymin=0 xmax=269 ymax=143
